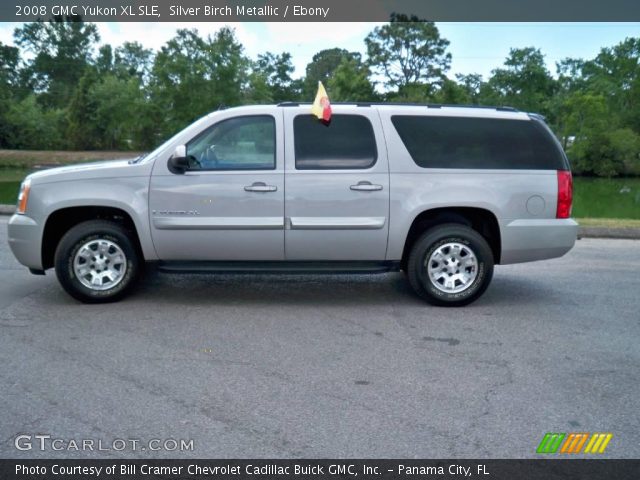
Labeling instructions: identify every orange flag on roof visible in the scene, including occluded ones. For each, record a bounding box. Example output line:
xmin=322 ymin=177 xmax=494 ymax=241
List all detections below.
xmin=311 ymin=81 xmax=332 ymax=122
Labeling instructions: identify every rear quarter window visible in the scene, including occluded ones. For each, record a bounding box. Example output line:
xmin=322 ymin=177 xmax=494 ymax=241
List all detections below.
xmin=391 ymin=115 xmax=567 ymax=170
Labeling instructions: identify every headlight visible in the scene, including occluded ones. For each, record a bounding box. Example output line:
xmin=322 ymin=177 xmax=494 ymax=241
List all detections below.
xmin=16 ymin=178 xmax=31 ymax=215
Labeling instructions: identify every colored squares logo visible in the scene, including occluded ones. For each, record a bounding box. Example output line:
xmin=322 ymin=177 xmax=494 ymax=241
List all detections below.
xmin=537 ymin=433 xmax=613 ymax=454
xmin=584 ymin=433 xmax=614 ymax=454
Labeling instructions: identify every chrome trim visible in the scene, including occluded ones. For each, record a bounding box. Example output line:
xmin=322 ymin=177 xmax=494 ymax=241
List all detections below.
xmin=289 ymin=217 xmax=386 ymax=230
xmin=153 ymin=217 xmax=284 ymax=230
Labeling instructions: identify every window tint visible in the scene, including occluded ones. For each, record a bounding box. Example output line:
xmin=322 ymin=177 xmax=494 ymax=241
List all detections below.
xmin=187 ymin=115 xmax=275 ymax=170
xmin=391 ymin=116 xmax=567 ymax=170
xmin=294 ymin=114 xmax=377 ymax=169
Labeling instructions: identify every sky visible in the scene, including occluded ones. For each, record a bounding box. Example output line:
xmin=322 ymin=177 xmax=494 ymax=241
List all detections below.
xmin=0 ymin=22 xmax=638 ymax=81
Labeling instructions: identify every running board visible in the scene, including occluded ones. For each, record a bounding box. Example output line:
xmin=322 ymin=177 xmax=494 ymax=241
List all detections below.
xmin=157 ymin=261 xmax=400 ymax=274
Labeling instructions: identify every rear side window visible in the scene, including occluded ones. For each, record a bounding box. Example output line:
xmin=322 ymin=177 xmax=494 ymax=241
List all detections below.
xmin=294 ymin=114 xmax=377 ymax=169
xmin=391 ymin=115 xmax=566 ymax=170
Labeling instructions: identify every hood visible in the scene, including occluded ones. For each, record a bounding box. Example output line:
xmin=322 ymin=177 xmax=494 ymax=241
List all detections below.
xmin=27 ymin=158 xmax=148 ymax=185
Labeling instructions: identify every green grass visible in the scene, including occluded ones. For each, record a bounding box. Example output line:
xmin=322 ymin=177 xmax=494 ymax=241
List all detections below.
xmin=573 ymin=177 xmax=640 ymax=220
xmin=0 ymin=168 xmax=28 ymax=204
xmin=0 ymin=181 xmax=20 ymax=205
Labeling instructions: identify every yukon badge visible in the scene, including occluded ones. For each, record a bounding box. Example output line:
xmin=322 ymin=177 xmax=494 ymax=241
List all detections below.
xmin=152 ymin=210 xmax=200 ymax=216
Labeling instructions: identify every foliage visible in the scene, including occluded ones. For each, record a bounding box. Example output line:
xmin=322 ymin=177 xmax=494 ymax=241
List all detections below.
xmin=254 ymin=52 xmax=299 ymax=102
xmin=4 ymin=95 xmax=66 ymax=149
xmin=1 ymin=17 xmax=639 ymax=177
xmin=14 ymin=16 xmax=99 ymax=108
xmin=149 ymin=27 xmax=248 ymax=138
xmin=482 ymin=48 xmax=556 ymax=116
xmin=302 ymin=48 xmax=362 ymax=98
xmin=365 ymin=14 xmax=451 ymax=89
xmin=327 ymin=57 xmax=377 ymax=102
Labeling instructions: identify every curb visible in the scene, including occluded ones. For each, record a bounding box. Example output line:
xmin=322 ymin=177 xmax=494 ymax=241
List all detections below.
xmin=0 ymin=204 xmax=15 ymax=215
xmin=0 ymin=204 xmax=638 ymax=239
xmin=577 ymin=227 xmax=640 ymax=240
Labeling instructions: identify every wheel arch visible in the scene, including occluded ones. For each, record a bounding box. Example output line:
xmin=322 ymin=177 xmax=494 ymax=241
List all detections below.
xmin=400 ymin=207 xmax=501 ymax=270
xmin=42 ymin=206 xmax=145 ymax=270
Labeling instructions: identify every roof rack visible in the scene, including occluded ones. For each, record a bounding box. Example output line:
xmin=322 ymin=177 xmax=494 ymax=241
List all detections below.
xmin=277 ymin=101 xmax=372 ymax=108
xmin=276 ymin=101 xmax=518 ymax=112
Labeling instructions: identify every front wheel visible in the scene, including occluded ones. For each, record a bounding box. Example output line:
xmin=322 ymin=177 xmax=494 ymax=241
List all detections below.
xmin=406 ymin=224 xmax=494 ymax=307
xmin=54 ymin=220 xmax=141 ymax=303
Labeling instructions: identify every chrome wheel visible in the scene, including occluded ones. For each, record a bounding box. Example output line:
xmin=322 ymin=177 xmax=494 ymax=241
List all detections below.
xmin=73 ymin=239 xmax=127 ymax=291
xmin=425 ymin=242 xmax=478 ymax=294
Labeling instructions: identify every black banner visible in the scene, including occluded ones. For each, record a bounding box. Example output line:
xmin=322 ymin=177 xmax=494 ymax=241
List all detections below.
xmin=4 ymin=0 xmax=640 ymax=22
xmin=1 ymin=459 xmax=640 ymax=480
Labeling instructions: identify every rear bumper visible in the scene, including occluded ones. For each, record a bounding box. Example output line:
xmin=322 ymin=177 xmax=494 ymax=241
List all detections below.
xmin=500 ymin=218 xmax=578 ymax=264
xmin=7 ymin=214 xmax=43 ymax=270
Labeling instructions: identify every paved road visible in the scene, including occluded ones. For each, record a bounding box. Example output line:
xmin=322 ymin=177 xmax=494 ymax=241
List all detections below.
xmin=1 ymin=217 xmax=639 ymax=459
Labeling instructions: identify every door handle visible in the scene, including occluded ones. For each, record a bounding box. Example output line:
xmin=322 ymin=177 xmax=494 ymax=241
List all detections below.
xmin=244 ymin=182 xmax=277 ymax=192
xmin=350 ymin=181 xmax=383 ymax=192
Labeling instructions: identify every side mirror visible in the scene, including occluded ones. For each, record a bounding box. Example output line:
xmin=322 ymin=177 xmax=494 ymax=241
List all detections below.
xmin=167 ymin=145 xmax=189 ymax=174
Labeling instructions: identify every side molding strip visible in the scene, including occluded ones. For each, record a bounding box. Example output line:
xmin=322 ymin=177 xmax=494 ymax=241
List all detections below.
xmin=153 ymin=217 xmax=284 ymax=230
xmin=289 ymin=217 xmax=386 ymax=230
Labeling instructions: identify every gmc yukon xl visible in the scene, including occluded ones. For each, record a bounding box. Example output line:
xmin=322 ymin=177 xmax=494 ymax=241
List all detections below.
xmin=7 ymin=103 xmax=578 ymax=306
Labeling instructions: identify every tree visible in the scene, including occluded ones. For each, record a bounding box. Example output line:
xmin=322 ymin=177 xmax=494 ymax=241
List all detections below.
xmin=483 ymin=47 xmax=556 ymax=115
xmin=302 ymin=48 xmax=362 ymax=98
xmin=150 ymin=27 xmax=249 ymax=137
xmin=432 ymin=78 xmax=472 ymax=105
xmin=114 ymin=42 xmax=153 ymax=82
xmin=581 ymin=38 xmax=640 ymax=133
xmin=90 ymin=75 xmax=148 ymax=149
xmin=561 ymin=92 xmax=640 ymax=176
xmin=244 ymin=72 xmax=273 ymax=104
xmin=14 ymin=16 xmax=99 ymax=108
xmin=327 ymin=57 xmax=377 ymax=102
xmin=0 ymin=42 xmax=20 ymax=88
xmin=4 ymin=95 xmax=66 ymax=149
xmin=66 ymin=68 xmax=101 ymax=149
xmin=254 ymin=52 xmax=298 ymax=102
xmin=95 ymin=44 xmax=114 ymax=75
xmin=365 ymin=14 xmax=451 ymax=90
xmin=454 ymin=73 xmax=483 ymax=104
xmin=0 ymin=42 xmax=21 ymax=146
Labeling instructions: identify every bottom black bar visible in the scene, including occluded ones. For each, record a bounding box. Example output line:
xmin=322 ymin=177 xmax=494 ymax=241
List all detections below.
xmin=1 ymin=459 xmax=639 ymax=480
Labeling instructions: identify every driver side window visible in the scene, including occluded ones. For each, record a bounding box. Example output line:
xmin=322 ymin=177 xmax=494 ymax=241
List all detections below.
xmin=186 ymin=115 xmax=276 ymax=171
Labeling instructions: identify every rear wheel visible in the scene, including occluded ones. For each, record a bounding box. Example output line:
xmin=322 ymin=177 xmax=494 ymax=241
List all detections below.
xmin=54 ymin=220 xmax=141 ymax=303
xmin=406 ymin=223 xmax=494 ymax=307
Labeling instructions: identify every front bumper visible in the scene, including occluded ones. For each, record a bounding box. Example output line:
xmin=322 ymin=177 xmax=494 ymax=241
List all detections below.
xmin=500 ymin=218 xmax=579 ymax=264
xmin=7 ymin=214 xmax=43 ymax=270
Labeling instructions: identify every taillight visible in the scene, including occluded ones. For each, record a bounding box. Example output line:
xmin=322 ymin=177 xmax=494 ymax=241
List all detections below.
xmin=556 ymin=170 xmax=572 ymax=219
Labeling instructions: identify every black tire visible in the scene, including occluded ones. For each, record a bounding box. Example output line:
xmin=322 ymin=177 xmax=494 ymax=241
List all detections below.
xmin=406 ymin=223 xmax=494 ymax=307
xmin=54 ymin=220 xmax=141 ymax=303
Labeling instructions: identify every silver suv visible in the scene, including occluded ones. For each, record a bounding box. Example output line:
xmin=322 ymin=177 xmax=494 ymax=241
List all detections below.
xmin=7 ymin=103 xmax=577 ymax=306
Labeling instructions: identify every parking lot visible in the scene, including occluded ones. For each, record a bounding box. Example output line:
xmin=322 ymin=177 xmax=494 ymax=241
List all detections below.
xmin=1 ymin=216 xmax=639 ymax=458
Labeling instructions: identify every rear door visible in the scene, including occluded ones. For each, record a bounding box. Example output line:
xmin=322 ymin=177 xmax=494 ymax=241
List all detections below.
xmin=283 ymin=106 xmax=390 ymax=260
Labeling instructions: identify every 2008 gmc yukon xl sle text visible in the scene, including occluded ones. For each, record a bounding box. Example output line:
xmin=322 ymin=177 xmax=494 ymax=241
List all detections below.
xmin=8 ymin=103 xmax=578 ymax=306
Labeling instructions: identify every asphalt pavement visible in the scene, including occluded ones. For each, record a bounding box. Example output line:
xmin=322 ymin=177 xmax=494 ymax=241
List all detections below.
xmin=1 ymin=217 xmax=639 ymax=459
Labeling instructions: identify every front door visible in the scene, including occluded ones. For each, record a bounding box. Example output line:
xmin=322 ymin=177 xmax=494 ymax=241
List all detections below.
xmin=283 ymin=107 xmax=390 ymax=261
xmin=149 ymin=111 xmax=284 ymax=261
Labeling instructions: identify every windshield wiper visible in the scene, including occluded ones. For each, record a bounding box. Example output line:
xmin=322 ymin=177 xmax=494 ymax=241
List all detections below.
xmin=129 ymin=153 xmax=148 ymax=164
